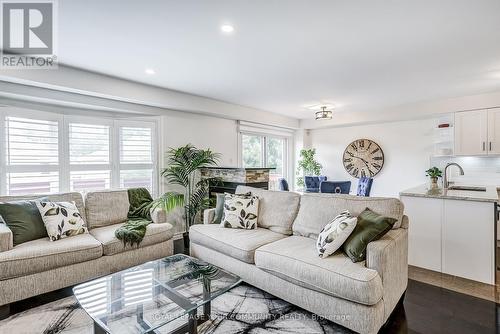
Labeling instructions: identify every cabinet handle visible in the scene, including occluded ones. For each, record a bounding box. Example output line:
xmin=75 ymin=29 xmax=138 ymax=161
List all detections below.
xmin=490 ymin=142 xmax=492 ymax=151
xmin=483 ymin=142 xmax=486 ymax=151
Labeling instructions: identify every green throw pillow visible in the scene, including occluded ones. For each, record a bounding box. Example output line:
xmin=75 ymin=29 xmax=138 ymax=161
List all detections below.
xmin=0 ymin=200 xmax=48 ymax=246
xmin=342 ymin=208 xmax=397 ymax=262
xmin=213 ymin=193 xmax=225 ymax=224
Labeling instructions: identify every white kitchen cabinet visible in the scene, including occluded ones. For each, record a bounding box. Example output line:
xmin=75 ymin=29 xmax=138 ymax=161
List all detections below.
xmin=454 ymin=108 xmax=500 ymax=156
xmin=442 ymin=199 xmax=495 ymax=284
xmin=401 ymin=195 xmax=496 ymax=285
xmin=487 ymin=108 xmax=500 ymax=154
xmin=403 ymin=196 xmax=442 ymax=271
xmin=454 ymin=110 xmax=488 ymax=155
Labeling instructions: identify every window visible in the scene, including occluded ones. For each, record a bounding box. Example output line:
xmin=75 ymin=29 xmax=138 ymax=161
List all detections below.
xmin=241 ymin=134 xmax=263 ymax=168
xmin=239 ymin=122 xmax=292 ymax=190
xmin=69 ymin=122 xmax=111 ymax=192
xmin=0 ymin=111 xmax=158 ymax=196
xmin=118 ymin=124 xmax=154 ymax=193
xmin=5 ymin=116 xmax=60 ymax=195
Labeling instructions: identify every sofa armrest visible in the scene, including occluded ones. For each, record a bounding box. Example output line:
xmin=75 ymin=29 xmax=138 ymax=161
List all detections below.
xmin=400 ymin=214 xmax=409 ymax=229
xmin=150 ymin=207 xmax=167 ymax=224
xmin=366 ymin=226 xmax=408 ymax=319
xmin=0 ymin=223 xmax=13 ymax=252
xmin=203 ymin=208 xmax=216 ymax=224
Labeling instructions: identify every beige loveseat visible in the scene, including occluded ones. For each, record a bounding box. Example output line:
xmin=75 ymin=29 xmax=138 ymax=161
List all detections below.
xmin=190 ymin=186 xmax=408 ymax=334
xmin=0 ymin=189 xmax=174 ymax=318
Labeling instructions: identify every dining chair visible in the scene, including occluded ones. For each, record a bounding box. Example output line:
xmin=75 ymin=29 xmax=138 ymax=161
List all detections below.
xmin=304 ymin=176 xmax=327 ymax=193
xmin=319 ymin=181 xmax=351 ymax=194
xmin=356 ymin=177 xmax=373 ymax=197
xmin=278 ymin=178 xmax=289 ymax=191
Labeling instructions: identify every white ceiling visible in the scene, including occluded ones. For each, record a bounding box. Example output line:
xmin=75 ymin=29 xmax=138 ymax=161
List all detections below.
xmin=58 ymin=0 xmax=500 ymax=120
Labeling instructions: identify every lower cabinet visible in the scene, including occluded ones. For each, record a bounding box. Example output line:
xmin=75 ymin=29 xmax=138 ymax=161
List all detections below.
xmin=401 ymin=195 xmax=495 ymax=285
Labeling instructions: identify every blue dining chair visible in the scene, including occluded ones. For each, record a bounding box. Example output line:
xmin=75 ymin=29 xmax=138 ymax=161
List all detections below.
xmin=357 ymin=177 xmax=373 ymax=197
xmin=304 ymin=176 xmax=327 ymax=193
xmin=278 ymin=178 xmax=289 ymax=191
xmin=320 ymin=181 xmax=351 ymax=194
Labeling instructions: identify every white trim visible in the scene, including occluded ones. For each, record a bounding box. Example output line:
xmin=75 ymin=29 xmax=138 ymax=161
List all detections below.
xmin=0 ymin=111 xmax=5 ymax=195
xmin=60 ymin=116 xmax=70 ymax=192
xmin=238 ymin=120 xmax=295 ymax=137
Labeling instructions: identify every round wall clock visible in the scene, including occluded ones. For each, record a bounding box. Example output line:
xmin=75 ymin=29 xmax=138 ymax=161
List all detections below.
xmin=343 ymin=139 xmax=384 ymax=178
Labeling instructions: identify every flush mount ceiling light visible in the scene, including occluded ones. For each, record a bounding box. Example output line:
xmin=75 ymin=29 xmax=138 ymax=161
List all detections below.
xmin=220 ymin=24 xmax=235 ymax=33
xmin=315 ymin=106 xmax=333 ymax=120
xmin=145 ymin=68 xmax=155 ymax=75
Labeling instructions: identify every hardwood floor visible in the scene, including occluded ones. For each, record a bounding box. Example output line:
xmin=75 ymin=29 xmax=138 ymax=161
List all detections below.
xmin=409 ymin=265 xmax=500 ymax=303
xmin=386 ymin=279 xmax=499 ymax=333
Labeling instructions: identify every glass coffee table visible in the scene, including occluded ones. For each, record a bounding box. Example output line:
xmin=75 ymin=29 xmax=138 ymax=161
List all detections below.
xmin=73 ymin=254 xmax=242 ymax=334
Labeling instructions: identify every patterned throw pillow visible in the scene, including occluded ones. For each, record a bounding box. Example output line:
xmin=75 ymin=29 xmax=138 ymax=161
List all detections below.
xmin=316 ymin=210 xmax=357 ymax=258
xmin=35 ymin=201 xmax=88 ymax=241
xmin=221 ymin=193 xmax=259 ymax=229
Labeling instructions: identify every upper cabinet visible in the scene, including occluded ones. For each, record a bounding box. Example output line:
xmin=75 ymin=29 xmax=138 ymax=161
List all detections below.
xmin=455 ymin=108 xmax=500 ymax=156
xmin=487 ymin=108 xmax=500 ymax=154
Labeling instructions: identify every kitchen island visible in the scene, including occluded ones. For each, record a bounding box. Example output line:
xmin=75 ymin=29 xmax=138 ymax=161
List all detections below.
xmin=400 ymin=184 xmax=498 ymax=285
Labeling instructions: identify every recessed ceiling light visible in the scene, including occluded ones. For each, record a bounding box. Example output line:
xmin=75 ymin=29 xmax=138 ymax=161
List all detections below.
xmin=145 ymin=68 xmax=155 ymax=75
xmin=220 ymin=24 xmax=234 ymax=33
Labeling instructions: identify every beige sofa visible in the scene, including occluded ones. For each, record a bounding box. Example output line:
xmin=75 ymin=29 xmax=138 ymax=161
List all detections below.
xmin=190 ymin=186 xmax=408 ymax=334
xmin=0 ymin=189 xmax=174 ymax=318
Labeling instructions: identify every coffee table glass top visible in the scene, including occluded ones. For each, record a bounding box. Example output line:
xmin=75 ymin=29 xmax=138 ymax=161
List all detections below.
xmin=73 ymin=254 xmax=242 ymax=333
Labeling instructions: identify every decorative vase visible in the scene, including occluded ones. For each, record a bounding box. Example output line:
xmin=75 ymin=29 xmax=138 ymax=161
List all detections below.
xmin=430 ymin=177 xmax=439 ymax=189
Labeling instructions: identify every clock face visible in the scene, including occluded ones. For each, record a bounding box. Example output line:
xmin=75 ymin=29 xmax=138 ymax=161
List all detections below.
xmin=343 ymin=139 xmax=384 ymax=178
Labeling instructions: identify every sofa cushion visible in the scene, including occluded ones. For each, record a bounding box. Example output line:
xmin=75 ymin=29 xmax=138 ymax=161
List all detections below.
xmin=90 ymin=222 xmax=173 ymax=256
xmin=0 ymin=233 xmax=102 ymax=280
xmin=292 ymin=193 xmax=404 ymax=239
xmin=85 ymin=190 xmax=129 ymax=229
xmin=189 ymin=224 xmax=286 ymax=263
xmin=236 ymin=186 xmax=301 ymax=235
xmin=254 ymin=236 xmax=383 ymax=305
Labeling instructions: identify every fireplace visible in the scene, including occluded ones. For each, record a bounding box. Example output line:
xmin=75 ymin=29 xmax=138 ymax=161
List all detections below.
xmin=200 ymin=167 xmax=275 ymax=200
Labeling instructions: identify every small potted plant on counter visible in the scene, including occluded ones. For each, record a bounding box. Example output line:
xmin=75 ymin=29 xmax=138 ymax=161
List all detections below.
xmin=425 ymin=167 xmax=442 ymax=188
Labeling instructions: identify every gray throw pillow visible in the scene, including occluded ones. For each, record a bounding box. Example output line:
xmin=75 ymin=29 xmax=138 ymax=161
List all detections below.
xmin=0 ymin=200 xmax=47 ymax=246
xmin=213 ymin=193 xmax=225 ymax=224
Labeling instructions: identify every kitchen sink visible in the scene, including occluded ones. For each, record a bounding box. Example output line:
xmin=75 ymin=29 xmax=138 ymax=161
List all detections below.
xmin=447 ymin=185 xmax=487 ymax=192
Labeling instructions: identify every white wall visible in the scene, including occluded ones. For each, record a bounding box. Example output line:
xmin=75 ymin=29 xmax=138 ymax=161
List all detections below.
xmin=309 ymin=118 xmax=435 ymax=197
xmin=161 ymin=112 xmax=238 ymax=167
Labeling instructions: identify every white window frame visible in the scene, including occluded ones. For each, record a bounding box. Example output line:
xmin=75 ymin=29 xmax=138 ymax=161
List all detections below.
xmin=64 ymin=115 xmax=114 ymax=193
xmin=115 ymin=119 xmax=158 ymax=195
xmin=0 ymin=108 xmax=159 ymax=196
xmin=237 ymin=121 xmax=294 ymax=183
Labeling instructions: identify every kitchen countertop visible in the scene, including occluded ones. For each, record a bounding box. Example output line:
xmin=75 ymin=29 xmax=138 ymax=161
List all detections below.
xmin=400 ymin=184 xmax=499 ymax=203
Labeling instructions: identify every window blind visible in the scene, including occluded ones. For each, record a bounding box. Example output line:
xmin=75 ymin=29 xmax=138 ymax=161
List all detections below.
xmin=6 ymin=117 xmax=59 ymax=165
xmin=0 ymin=111 xmax=157 ymax=196
xmin=120 ymin=126 xmax=152 ymax=164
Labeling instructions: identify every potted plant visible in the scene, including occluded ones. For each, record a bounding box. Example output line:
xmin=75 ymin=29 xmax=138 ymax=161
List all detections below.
xmin=425 ymin=167 xmax=442 ymax=188
xmin=160 ymin=144 xmax=221 ymax=249
xmin=296 ymin=148 xmax=323 ymax=188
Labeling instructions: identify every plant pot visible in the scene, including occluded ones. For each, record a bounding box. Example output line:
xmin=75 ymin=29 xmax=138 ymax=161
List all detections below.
xmin=183 ymin=232 xmax=190 ymax=252
xmin=430 ymin=177 xmax=439 ymax=189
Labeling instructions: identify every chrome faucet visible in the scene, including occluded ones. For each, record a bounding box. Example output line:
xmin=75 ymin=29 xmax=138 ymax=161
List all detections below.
xmin=443 ymin=163 xmax=464 ymax=189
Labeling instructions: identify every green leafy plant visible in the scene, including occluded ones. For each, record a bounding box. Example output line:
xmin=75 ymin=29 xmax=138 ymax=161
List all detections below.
xmin=425 ymin=167 xmax=442 ymax=178
xmin=296 ymin=148 xmax=323 ymax=187
xmin=160 ymin=144 xmax=221 ymax=240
